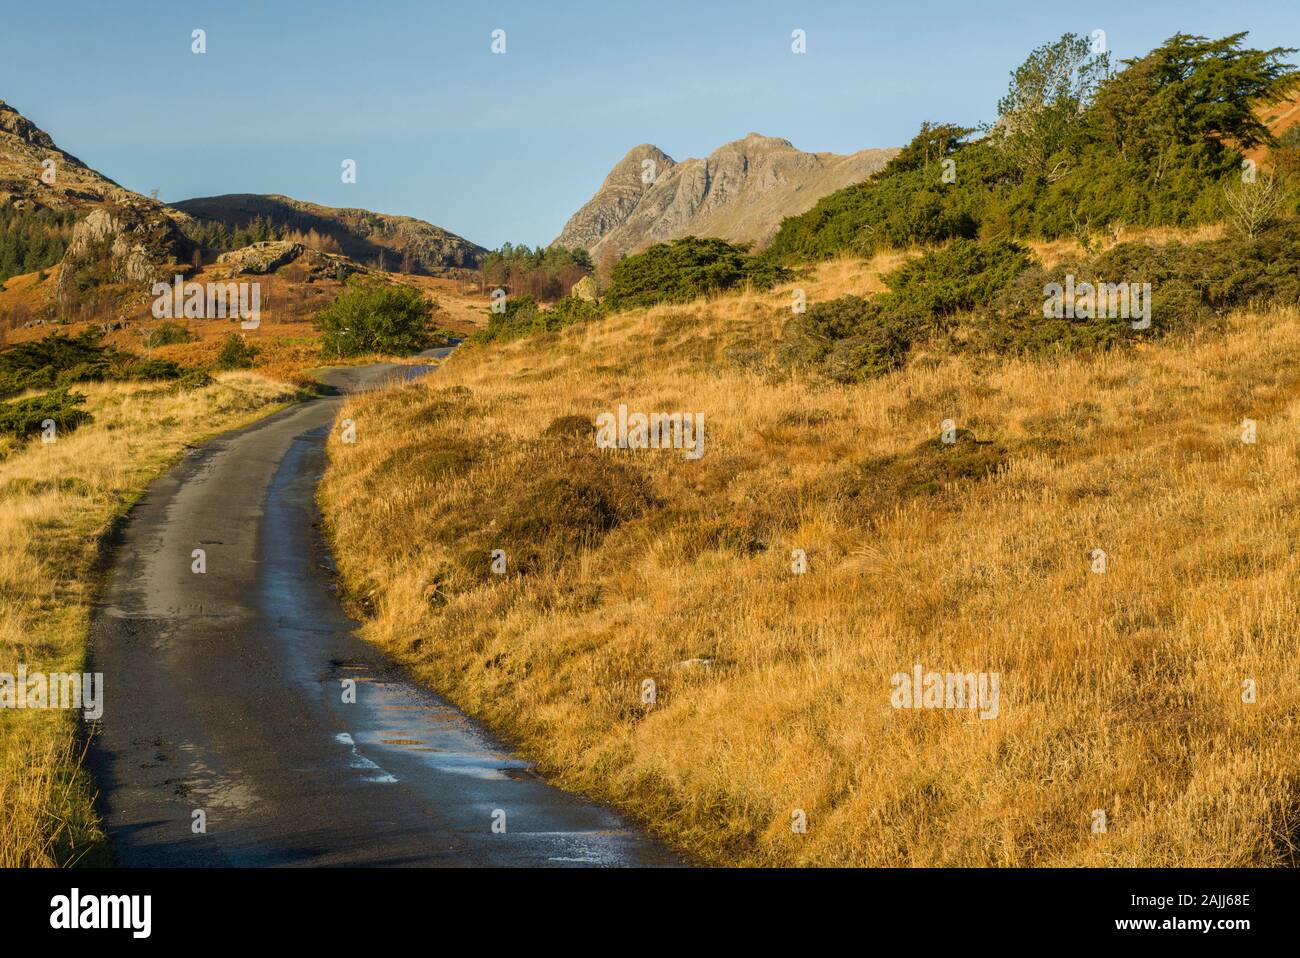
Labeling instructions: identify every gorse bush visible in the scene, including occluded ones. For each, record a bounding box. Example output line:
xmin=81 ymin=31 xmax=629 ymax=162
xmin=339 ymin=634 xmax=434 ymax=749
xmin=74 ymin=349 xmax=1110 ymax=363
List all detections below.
xmin=604 ymin=237 xmax=790 ymax=311
xmin=768 ymin=32 xmax=1300 ymax=263
xmin=316 ymin=281 xmax=440 ymax=357
xmin=168 ymin=369 xmax=215 ymax=393
xmin=0 ymin=333 xmax=104 ymax=396
xmin=213 ymin=334 xmax=260 ymax=370
xmin=880 ymin=238 xmax=1032 ymax=320
xmin=0 ymin=331 xmax=183 ymax=398
xmin=978 ymin=220 xmax=1300 ymax=354
xmin=782 ymin=239 xmax=1032 ymax=382
xmin=0 ymin=388 xmax=91 ymax=440
xmin=475 ymin=293 xmax=604 ymax=344
xmin=780 ymin=296 xmax=914 ymax=383
xmin=143 ymin=321 xmax=198 ymax=349
xmin=784 ymin=222 xmax=1300 ymax=378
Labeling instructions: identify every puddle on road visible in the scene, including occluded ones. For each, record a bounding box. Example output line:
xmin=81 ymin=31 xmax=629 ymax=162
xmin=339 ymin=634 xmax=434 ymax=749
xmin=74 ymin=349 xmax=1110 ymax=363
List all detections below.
xmin=335 ymin=676 xmax=537 ymax=783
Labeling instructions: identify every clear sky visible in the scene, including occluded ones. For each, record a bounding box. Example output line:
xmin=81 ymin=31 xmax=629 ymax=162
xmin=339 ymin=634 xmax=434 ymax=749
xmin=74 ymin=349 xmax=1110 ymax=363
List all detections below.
xmin=2 ymin=0 xmax=1297 ymax=249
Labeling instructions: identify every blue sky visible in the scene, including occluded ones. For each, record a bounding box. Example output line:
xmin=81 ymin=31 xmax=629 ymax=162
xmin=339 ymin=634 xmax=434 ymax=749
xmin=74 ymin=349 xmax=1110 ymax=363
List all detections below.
xmin=2 ymin=0 xmax=1297 ymax=248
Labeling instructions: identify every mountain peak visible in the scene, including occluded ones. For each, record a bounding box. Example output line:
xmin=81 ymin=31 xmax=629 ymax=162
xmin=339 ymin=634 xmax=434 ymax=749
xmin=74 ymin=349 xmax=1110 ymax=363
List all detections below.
xmin=0 ymin=100 xmax=58 ymax=151
xmin=0 ymin=98 xmax=136 ymax=211
xmin=553 ymin=135 xmax=897 ymax=258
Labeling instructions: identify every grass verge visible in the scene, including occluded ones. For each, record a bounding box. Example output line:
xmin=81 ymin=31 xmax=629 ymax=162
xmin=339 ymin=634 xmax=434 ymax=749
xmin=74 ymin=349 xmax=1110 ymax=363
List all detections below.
xmin=0 ymin=373 xmax=298 ymax=866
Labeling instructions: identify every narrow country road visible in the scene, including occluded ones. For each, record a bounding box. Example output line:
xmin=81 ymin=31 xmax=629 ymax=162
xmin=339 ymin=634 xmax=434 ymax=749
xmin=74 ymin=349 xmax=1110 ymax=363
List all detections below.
xmin=87 ymin=351 xmax=677 ymax=867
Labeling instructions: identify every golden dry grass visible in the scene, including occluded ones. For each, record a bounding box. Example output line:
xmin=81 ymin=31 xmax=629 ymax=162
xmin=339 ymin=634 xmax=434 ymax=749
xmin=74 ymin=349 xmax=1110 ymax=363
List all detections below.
xmin=321 ymin=257 xmax=1300 ymax=866
xmin=0 ymin=373 xmax=297 ymax=866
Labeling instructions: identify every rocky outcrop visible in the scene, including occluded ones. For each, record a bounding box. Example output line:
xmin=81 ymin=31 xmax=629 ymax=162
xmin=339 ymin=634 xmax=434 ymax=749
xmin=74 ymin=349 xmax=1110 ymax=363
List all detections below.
xmin=0 ymin=100 xmax=58 ymax=152
xmin=554 ymin=134 xmax=897 ymax=259
xmin=216 ymin=240 xmax=369 ymax=278
xmin=57 ymin=204 xmax=192 ymax=302
xmin=216 ymin=241 xmax=302 ymax=274
xmin=0 ymin=97 xmax=204 ymax=312
xmin=569 ymin=274 xmax=598 ymax=301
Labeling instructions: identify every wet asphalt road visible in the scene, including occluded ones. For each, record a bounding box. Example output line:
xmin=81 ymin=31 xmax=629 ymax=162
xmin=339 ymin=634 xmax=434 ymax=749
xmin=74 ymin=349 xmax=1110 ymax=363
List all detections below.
xmin=87 ymin=351 xmax=677 ymax=867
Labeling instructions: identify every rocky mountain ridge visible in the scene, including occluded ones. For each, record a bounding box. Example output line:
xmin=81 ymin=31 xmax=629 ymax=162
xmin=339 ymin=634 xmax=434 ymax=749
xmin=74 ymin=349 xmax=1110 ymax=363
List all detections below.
xmin=554 ymin=133 xmax=897 ymax=259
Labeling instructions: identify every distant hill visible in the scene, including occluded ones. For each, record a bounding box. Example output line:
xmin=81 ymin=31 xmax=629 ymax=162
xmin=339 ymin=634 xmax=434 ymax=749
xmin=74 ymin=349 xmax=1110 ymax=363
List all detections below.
xmin=173 ymin=194 xmax=486 ymax=274
xmin=1246 ymin=90 xmax=1300 ymax=168
xmin=554 ymin=133 xmax=897 ymax=259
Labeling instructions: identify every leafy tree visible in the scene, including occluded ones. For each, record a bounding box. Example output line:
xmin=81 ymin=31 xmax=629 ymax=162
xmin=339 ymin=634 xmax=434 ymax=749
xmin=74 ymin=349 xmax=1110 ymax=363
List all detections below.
xmin=480 ymin=244 xmax=594 ymax=301
xmin=1092 ymin=33 xmax=1299 ymax=165
xmin=995 ymin=33 xmax=1110 ymax=179
xmin=316 ymin=281 xmax=439 ymax=357
xmin=768 ymin=32 xmax=1300 ymax=263
xmin=880 ymin=122 xmax=974 ymax=177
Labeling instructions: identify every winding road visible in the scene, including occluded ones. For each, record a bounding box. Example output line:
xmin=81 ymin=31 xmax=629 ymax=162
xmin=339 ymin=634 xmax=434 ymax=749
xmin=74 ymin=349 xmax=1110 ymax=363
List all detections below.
xmin=87 ymin=351 xmax=676 ymax=867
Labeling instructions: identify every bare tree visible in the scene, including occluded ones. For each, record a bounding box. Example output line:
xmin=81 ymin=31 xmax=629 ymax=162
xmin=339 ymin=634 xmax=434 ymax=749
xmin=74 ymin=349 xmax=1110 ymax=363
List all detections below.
xmin=1222 ymin=174 xmax=1286 ymax=238
xmin=1068 ymin=210 xmax=1096 ymax=253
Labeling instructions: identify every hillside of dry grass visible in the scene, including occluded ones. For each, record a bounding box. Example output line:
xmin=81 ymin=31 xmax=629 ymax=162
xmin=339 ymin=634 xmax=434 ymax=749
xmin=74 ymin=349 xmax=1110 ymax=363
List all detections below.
xmin=320 ymin=254 xmax=1300 ymax=866
xmin=0 ymin=373 xmax=297 ymax=866
xmin=1 ymin=261 xmax=488 ymax=384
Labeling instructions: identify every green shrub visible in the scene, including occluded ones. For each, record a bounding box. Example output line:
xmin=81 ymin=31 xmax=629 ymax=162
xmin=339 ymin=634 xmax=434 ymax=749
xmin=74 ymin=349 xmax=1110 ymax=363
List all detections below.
xmin=143 ymin=321 xmax=198 ymax=348
xmin=604 ymin=237 xmax=790 ymax=311
xmin=548 ymin=293 xmax=604 ymax=326
xmin=104 ymin=357 xmax=185 ymax=383
xmin=0 ymin=330 xmax=182 ymax=397
xmin=213 ymin=334 xmax=260 ymax=370
xmin=168 ymin=369 xmax=215 ymax=392
xmin=976 ymin=220 xmax=1300 ymax=354
xmin=783 ymin=215 xmax=1300 ymax=377
xmin=476 ymin=294 xmax=541 ymax=343
xmin=316 ymin=281 xmax=439 ymax=357
xmin=0 ymin=388 xmax=91 ymax=440
xmin=780 ymin=296 xmax=913 ymax=383
xmin=780 ymin=240 xmax=1031 ymax=381
xmin=881 ymin=238 xmax=1033 ymax=319
xmin=474 ymin=293 xmax=603 ymax=344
